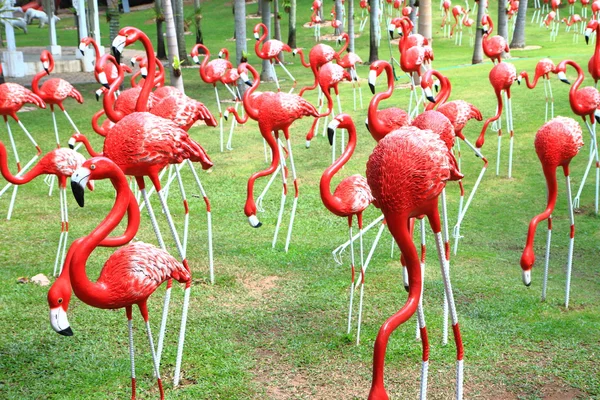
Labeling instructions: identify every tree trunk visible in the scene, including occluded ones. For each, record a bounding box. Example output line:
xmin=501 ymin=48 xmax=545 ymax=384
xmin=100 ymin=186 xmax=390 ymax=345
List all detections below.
xmin=288 ymin=0 xmax=297 ymax=48
xmin=258 ymin=0 xmax=262 ymax=15
xmin=509 ymin=0 xmax=528 ymax=48
xmin=472 ymin=0 xmax=486 ymax=64
xmin=369 ymin=0 xmax=379 ymax=63
xmin=335 ymin=0 xmax=344 ymax=35
xmin=235 ymin=0 xmax=248 ymax=96
xmin=107 ymin=0 xmax=120 ymax=44
xmin=347 ymin=0 xmax=355 ymax=52
xmin=273 ymin=0 xmax=283 ymax=62
xmin=155 ymin=0 xmax=167 ymax=59
xmin=497 ymin=0 xmax=508 ymax=41
xmin=172 ymin=0 xmax=188 ymax=63
xmin=163 ymin=0 xmax=184 ymax=91
xmin=194 ymin=0 xmax=204 ymax=45
xmin=409 ymin=0 xmax=418 ymax=33
xmin=418 ymin=0 xmax=432 ymax=41
xmin=260 ymin=0 xmax=275 ymax=81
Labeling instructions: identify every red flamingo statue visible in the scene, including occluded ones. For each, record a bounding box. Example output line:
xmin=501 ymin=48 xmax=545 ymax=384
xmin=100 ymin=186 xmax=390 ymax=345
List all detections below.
xmin=585 ymin=19 xmax=600 ymax=87
xmin=520 ymin=117 xmax=583 ymax=309
xmin=66 ymin=157 xmax=191 ymax=399
xmin=562 ymin=14 xmax=583 ymax=43
xmin=0 ymin=141 xmax=90 ymax=276
xmin=79 ymin=36 xmax=132 ymax=87
xmin=309 ymin=2 xmax=323 ymax=41
xmin=366 ymin=126 xmax=464 ymax=400
xmin=31 ymin=50 xmax=84 ymax=149
xmin=336 ymin=33 xmax=365 ymax=110
xmin=481 ymin=15 xmax=509 ymax=63
xmin=476 ymin=62 xmax=517 ymax=178
xmin=224 ymin=63 xmax=319 ymax=252
xmin=220 ymin=66 xmax=245 ymax=151
xmin=253 ymin=22 xmax=297 ymax=92
xmin=0 ymin=64 xmax=46 ymax=220
xmin=331 ymin=6 xmax=343 ymax=34
xmin=191 ymin=44 xmax=232 ymax=152
xmin=322 ymin=114 xmax=374 ymax=345
xmin=441 ymin=0 xmax=452 ymax=37
xmin=517 ymin=58 xmax=556 ymax=122
xmin=555 ymin=59 xmax=600 ymax=214
xmin=450 ymin=5 xmax=465 ymax=44
xmin=462 ymin=8 xmax=475 ymax=46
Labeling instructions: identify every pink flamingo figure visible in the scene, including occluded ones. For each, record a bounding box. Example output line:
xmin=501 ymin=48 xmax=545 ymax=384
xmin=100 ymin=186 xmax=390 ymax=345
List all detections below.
xmin=219 ymin=67 xmax=245 ymax=151
xmin=0 ymin=141 xmax=90 ymax=276
xmin=420 ymin=70 xmax=485 ymax=257
xmin=441 ymin=0 xmax=452 ymax=37
xmin=543 ymin=11 xmax=559 ymax=41
xmin=224 ymin=63 xmax=319 ymax=251
xmin=366 ymin=126 xmax=464 ymax=400
xmin=585 ymin=19 xmax=600 ymax=87
xmin=0 ymin=64 xmax=46 ymax=220
xmin=476 ymin=61 xmax=517 ymax=178
xmin=63 ymin=157 xmax=191 ymax=399
xmin=253 ymin=22 xmax=297 ymax=92
xmin=309 ymin=2 xmax=323 ymax=41
xmin=592 ymin=0 xmax=600 ymax=19
xmin=517 ymin=58 xmax=557 ymax=122
xmin=366 ymin=60 xmax=410 ymax=142
xmin=520 ymin=117 xmax=583 ymax=309
xmin=191 ymin=44 xmax=231 ymax=152
xmin=331 ymin=6 xmax=343 ymax=34
xmin=359 ymin=0 xmax=370 ymax=32
xmin=31 ymin=50 xmax=84 ymax=149
xmin=481 ymin=15 xmax=509 ymax=63
xmin=555 ymin=59 xmax=600 ymax=213
xmin=322 ymin=114 xmax=374 ymax=345
xmin=450 ymin=5 xmax=465 ymax=44
xmin=567 ymin=0 xmax=577 ymax=15
xmin=581 ymin=0 xmax=590 ymax=19
xmin=551 ymin=0 xmax=561 ymax=19
xmin=336 ymin=33 xmax=364 ymax=110
xmin=305 ymin=61 xmax=352 ymax=163
xmin=461 ymin=8 xmax=475 ymax=46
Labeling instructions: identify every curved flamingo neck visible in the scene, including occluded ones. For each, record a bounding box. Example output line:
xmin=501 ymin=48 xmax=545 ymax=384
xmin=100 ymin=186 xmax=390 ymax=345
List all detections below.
xmin=196 ymin=45 xmax=211 ymax=83
xmin=338 ymin=34 xmax=350 ymax=56
xmin=92 ymin=110 xmax=108 ymax=137
xmin=368 ymin=63 xmax=394 ymax=138
xmin=154 ymin=61 xmax=165 ymax=87
xmin=242 ymin=65 xmax=261 ymax=120
xmin=565 ymin=61 xmax=586 ymax=116
xmin=594 ymin=23 xmax=600 ymax=71
xmin=0 ymin=141 xmax=45 ymax=184
xmin=296 ymin=49 xmax=311 ymax=68
xmin=521 ymin=71 xmax=540 ymax=89
xmin=70 ymin=163 xmax=132 ymax=307
xmin=523 ymin=166 xmax=558 ymax=257
xmin=320 ymin=121 xmax=357 ymax=215
xmin=31 ymin=57 xmax=50 ymax=96
xmin=102 ymin=56 xmax=126 ymax=122
xmin=483 ymin=16 xmax=494 ymax=40
xmin=255 ymin=24 xmax=269 ymax=59
xmin=88 ymin=39 xmax=101 ymax=61
xmin=134 ymin=33 xmax=157 ymax=112
xmin=425 ymin=71 xmax=451 ymax=110
xmin=75 ymin=134 xmax=102 ymax=157
xmin=229 ymin=108 xmax=249 ymax=124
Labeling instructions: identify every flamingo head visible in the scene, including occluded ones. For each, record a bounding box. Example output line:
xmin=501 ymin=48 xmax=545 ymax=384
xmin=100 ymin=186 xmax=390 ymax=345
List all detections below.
xmin=71 ymin=157 xmax=115 ymax=207
xmin=112 ymin=27 xmax=146 ymax=63
xmin=388 ymin=17 xmax=402 ymax=38
xmin=368 ymin=60 xmax=388 ymax=94
xmin=190 ymin=44 xmax=209 ymax=64
xmin=585 ymin=20 xmax=598 ymax=43
xmin=520 ymin=246 xmax=535 ymax=286
xmin=48 ymin=276 xmax=73 ymax=336
xmin=327 ymin=114 xmax=352 ymax=145
xmin=218 ymin=48 xmax=229 ymax=59
xmin=336 ymin=32 xmax=349 ymax=46
xmin=40 ymin=50 xmax=51 ymax=74
xmin=237 ymin=63 xmax=254 ymax=86
xmin=481 ymin=15 xmax=490 ymax=33
xmin=253 ymin=23 xmax=265 ymax=40
xmin=78 ymin=36 xmax=93 ymax=56
xmin=420 ymin=73 xmax=437 ymax=103
xmin=554 ymin=61 xmax=571 ymax=84
xmin=517 ymin=71 xmax=525 ymax=85
xmin=95 ymin=87 xmax=107 ymax=101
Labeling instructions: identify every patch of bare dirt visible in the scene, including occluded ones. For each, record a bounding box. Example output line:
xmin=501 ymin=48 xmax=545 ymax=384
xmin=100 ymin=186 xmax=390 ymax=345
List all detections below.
xmin=541 ymin=382 xmax=586 ymax=399
xmin=302 ymin=20 xmax=333 ymax=28
xmin=318 ymin=33 xmax=361 ymax=41
xmin=511 ymin=45 xmax=543 ymax=51
xmin=242 ymin=275 xmax=280 ymax=299
xmin=247 ymin=12 xmax=275 ymax=19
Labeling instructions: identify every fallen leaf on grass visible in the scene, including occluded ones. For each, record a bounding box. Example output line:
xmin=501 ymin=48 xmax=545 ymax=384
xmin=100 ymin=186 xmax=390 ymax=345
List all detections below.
xmin=31 ymin=274 xmax=50 ymax=286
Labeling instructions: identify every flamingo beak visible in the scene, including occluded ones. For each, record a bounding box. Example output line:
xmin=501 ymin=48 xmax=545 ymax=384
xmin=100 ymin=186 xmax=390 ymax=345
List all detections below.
xmin=98 ymin=72 xmax=109 ymax=88
xmin=111 ymin=34 xmax=127 ymax=64
xmin=594 ymin=108 xmax=600 ymax=124
xmin=292 ymin=49 xmax=298 ymax=56
xmin=557 ymin=71 xmax=570 ymax=84
xmin=254 ymin=32 xmax=260 ymax=40
xmin=224 ymin=109 xmax=230 ymax=121
xmin=522 ymin=269 xmax=531 ymax=287
xmin=240 ymin=72 xmax=252 ymax=86
xmin=95 ymin=88 xmax=103 ymax=101
xmin=43 ymin=61 xmax=50 ymax=74
xmin=365 ymin=117 xmax=370 ymax=133
xmin=327 ymin=119 xmax=341 ymax=146
xmin=130 ymin=57 xmax=137 ymax=66
xmin=424 ymin=87 xmax=435 ymax=103
xmin=78 ymin=42 xmax=87 ymax=56
xmin=218 ymin=50 xmax=224 ymax=58
xmin=388 ymin=23 xmax=396 ymax=38
xmin=517 ymin=75 xmax=522 ymax=85
xmin=140 ymin=67 xmax=148 ymax=78
xmin=368 ymin=70 xmax=377 ymax=94
xmin=50 ymin=307 xmax=73 ymax=336
xmin=68 ymin=137 xmax=76 ymax=149
xmin=192 ymin=55 xmax=200 ymax=64
xmin=71 ymin=167 xmax=91 ymax=207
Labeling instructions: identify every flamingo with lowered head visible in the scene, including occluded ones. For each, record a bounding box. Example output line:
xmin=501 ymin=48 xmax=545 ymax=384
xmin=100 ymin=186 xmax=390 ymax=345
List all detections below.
xmin=517 ymin=58 xmax=557 ymax=122
xmin=253 ymin=22 xmax=297 ymax=92
xmin=322 ymin=114 xmax=374 ymax=346
xmin=520 ymin=117 xmax=583 ymax=309
xmin=366 ymin=126 xmax=464 ymax=400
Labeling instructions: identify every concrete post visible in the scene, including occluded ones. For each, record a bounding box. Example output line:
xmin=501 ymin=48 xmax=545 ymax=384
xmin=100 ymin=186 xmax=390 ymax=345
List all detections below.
xmin=76 ymin=0 xmax=94 ymax=71
xmin=88 ymin=0 xmax=103 ymax=54
xmin=1 ymin=0 xmax=25 ymax=77
xmin=46 ymin=0 xmax=61 ymax=55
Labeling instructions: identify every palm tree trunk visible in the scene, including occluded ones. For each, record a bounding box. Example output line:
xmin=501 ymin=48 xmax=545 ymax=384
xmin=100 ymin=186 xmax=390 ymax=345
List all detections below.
xmin=163 ymin=0 xmax=184 ymax=91
xmin=194 ymin=0 xmax=203 ymax=45
xmin=335 ymin=0 xmax=344 ymax=35
xmin=497 ymin=0 xmax=508 ymax=41
xmin=235 ymin=0 xmax=248 ymax=96
xmin=107 ymin=0 xmax=120 ymax=44
xmin=418 ymin=0 xmax=432 ymax=41
xmin=287 ymin=0 xmax=296 ymax=48
xmin=172 ymin=0 xmax=188 ymax=63
xmin=369 ymin=0 xmax=379 ymax=63
xmin=273 ymin=0 xmax=283 ymax=62
xmin=509 ymin=0 xmax=528 ymax=48
xmin=260 ymin=0 xmax=275 ymax=81
xmin=472 ymin=0 xmax=487 ymax=64
xmin=258 ymin=0 xmax=262 ymax=15
xmin=155 ymin=0 xmax=167 ymax=59
xmin=347 ymin=0 xmax=355 ymax=52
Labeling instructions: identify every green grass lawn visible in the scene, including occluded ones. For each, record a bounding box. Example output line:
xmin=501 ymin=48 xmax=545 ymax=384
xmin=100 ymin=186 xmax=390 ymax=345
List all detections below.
xmin=0 ymin=1 xmax=599 ymax=399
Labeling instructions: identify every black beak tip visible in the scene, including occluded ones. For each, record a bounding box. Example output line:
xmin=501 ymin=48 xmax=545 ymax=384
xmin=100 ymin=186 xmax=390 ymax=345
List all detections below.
xmin=586 ymin=36 xmax=590 ymax=44
xmin=404 ymin=284 xmax=410 ymax=292
xmin=68 ymin=142 xmax=75 ymax=150
xmin=327 ymin=128 xmax=335 ymax=146
xmin=524 ymin=281 xmax=531 ymax=287
xmin=58 ymin=326 xmax=73 ymax=336
xmin=365 ymin=121 xmax=370 ymax=133
xmin=517 ymin=79 xmax=521 ymax=86
xmin=595 ymin=115 xmax=600 ymax=124
xmin=71 ymin=181 xmax=85 ymax=207
xmin=102 ymin=83 xmax=110 ymax=89
xmin=389 ymin=30 xmax=394 ymax=38
xmin=95 ymin=93 xmax=100 ymax=101
xmin=560 ymin=78 xmax=571 ymax=85
xmin=369 ymin=83 xmax=375 ymax=94
xmin=79 ymin=49 xmax=85 ymax=56
xmin=245 ymin=80 xmax=253 ymax=87
xmin=253 ymin=222 xmax=262 ymax=228
xmin=224 ymin=114 xmax=228 ymax=121
xmin=44 ymin=68 xmax=50 ymax=74
xmin=426 ymin=95 xmax=436 ymax=103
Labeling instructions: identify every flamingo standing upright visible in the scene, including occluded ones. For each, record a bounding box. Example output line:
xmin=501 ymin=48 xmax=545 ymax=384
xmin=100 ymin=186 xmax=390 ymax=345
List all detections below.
xmin=359 ymin=0 xmax=370 ymax=31
xmin=543 ymin=11 xmax=560 ymax=41
xmin=517 ymin=58 xmax=557 ymax=122
xmin=481 ymin=15 xmax=509 ymax=63
xmin=59 ymin=157 xmax=191 ymax=400
xmin=224 ymin=63 xmax=320 ymax=251
xmin=520 ymin=117 xmax=583 ymax=309
xmin=0 ymin=65 xmax=46 ymax=220
xmin=476 ymin=61 xmax=518 ymax=178
xmin=191 ymin=44 xmax=231 ymax=152
xmin=555 ymin=59 xmax=600 ymax=213
xmin=450 ymin=5 xmax=465 ymax=45
xmin=309 ymin=2 xmax=323 ymax=41
xmin=562 ymin=14 xmax=583 ymax=43
xmin=0 ymin=142 xmax=89 ymax=276
xmin=253 ymin=22 xmax=297 ymax=92
xmin=336 ymin=33 xmax=364 ymax=110
xmin=582 ymin=0 xmax=590 ymax=19
xmin=366 ymin=126 xmax=464 ymax=400
xmin=31 ymin=51 xmax=84 ymax=149
xmin=585 ymin=20 xmax=600 ymax=87
xmin=321 ymin=114 xmax=374 ymax=345
xmin=441 ymin=0 xmax=452 ymax=37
